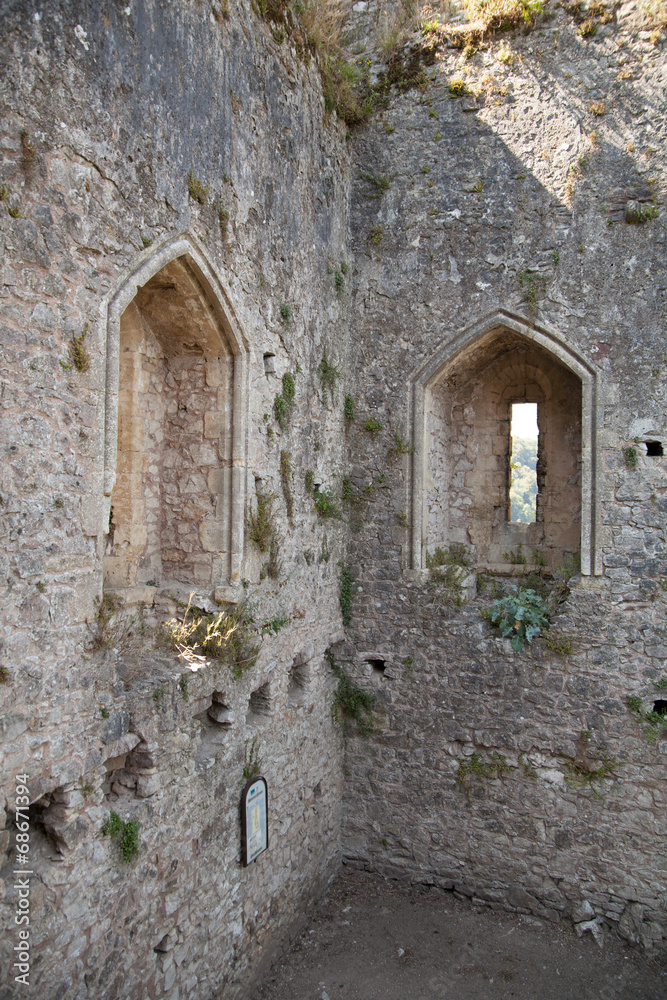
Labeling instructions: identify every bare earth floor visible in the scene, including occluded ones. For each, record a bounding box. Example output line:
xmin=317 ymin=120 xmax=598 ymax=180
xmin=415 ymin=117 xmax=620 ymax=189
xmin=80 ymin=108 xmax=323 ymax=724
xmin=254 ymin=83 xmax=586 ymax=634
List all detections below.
xmin=249 ymin=872 xmax=667 ymax=1000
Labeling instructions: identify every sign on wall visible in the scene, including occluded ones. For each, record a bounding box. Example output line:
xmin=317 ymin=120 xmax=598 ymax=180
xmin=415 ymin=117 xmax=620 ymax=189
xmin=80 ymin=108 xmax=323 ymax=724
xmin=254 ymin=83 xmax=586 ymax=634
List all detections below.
xmin=241 ymin=776 xmax=268 ymax=866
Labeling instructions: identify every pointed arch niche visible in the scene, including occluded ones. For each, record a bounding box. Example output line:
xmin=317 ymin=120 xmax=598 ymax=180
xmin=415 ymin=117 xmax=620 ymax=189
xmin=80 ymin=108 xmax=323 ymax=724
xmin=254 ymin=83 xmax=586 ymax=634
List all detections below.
xmin=103 ymin=239 xmax=249 ymax=603
xmin=409 ymin=312 xmax=600 ymax=576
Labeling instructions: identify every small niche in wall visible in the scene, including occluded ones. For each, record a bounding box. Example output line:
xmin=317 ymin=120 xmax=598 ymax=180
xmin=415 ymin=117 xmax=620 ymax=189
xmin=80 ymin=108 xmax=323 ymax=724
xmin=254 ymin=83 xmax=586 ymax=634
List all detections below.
xmin=103 ymin=739 xmax=159 ymax=800
xmin=194 ymin=693 xmax=234 ymax=769
xmin=207 ymin=691 xmax=234 ymax=727
xmin=366 ymin=658 xmax=386 ymax=676
xmin=25 ymin=782 xmax=94 ymax=855
xmin=652 ymin=700 xmax=667 ymax=716
xmin=247 ymin=681 xmax=272 ymax=723
xmin=21 ymin=793 xmax=63 ymax=856
xmin=102 ymin=754 xmax=129 ymax=797
xmin=263 ymin=353 xmax=276 ymax=376
xmin=288 ymin=645 xmax=314 ymax=705
xmin=646 ymin=441 xmax=664 ymax=457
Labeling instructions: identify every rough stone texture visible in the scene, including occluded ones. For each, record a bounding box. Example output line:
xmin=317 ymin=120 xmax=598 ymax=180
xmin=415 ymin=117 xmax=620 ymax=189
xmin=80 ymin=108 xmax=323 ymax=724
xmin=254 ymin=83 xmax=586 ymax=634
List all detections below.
xmin=340 ymin=0 xmax=667 ymax=956
xmin=0 ymin=1 xmax=351 ymax=997
xmin=0 ymin=0 xmax=666 ymax=996
xmin=425 ymin=331 xmax=582 ymax=568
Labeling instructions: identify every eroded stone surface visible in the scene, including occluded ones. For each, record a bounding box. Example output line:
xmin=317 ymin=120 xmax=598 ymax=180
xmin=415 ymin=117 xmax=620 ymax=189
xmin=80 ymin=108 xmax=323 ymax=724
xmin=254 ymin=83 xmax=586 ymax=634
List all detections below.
xmin=0 ymin=0 xmax=666 ymax=997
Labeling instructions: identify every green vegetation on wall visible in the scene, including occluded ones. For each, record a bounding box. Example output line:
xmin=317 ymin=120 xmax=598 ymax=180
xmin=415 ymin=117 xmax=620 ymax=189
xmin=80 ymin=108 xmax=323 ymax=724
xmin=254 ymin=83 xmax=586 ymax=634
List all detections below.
xmin=510 ymin=437 xmax=538 ymax=523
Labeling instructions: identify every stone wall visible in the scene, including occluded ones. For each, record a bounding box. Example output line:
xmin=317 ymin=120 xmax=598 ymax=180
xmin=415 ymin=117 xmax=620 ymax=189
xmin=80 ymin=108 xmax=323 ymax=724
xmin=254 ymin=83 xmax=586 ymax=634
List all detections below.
xmin=424 ymin=330 xmax=583 ymax=568
xmin=340 ymin=0 xmax=667 ymax=952
xmin=0 ymin=1 xmax=352 ymax=997
xmin=0 ymin=0 xmax=666 ymax=996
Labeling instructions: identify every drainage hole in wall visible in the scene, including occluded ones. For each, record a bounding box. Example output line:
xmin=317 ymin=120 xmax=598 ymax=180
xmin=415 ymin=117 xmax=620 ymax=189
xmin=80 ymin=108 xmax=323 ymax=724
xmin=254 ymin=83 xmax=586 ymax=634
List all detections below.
xmin=366 ymin=658 xmax=386 ymax=675
xmin=652 ymin=700 xmax=667 ymax=716
xmin=646 ymin=441 xmax=664 ymax=457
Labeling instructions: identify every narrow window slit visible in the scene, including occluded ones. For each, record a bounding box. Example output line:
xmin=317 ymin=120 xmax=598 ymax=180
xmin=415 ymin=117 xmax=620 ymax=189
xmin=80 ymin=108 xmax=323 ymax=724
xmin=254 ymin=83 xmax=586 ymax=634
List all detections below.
xmin=510 ymin=402 xmax=538 ymax=524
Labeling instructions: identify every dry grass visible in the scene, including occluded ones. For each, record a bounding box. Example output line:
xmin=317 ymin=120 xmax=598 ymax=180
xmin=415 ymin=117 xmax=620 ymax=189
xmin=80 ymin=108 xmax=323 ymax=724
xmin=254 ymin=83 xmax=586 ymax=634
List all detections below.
xmin=465 ymin=0 xmax=543 ymax=31
xmin=300 ymin=0 xmax=350 ymax=52
xmin=91 ymin=594 xmax=151 ymax=677
xmin=378 ymin=0 xmax=421 ymax=59
xmin=643 ymin=0 xmax=667 ymax=28
xmin=422 ymin=0 xmax=543 ymax=51
xmin=163 ymin=597 xmax=260 ymax=679
xmin=255 ymin=0 xmax=375 ymax=125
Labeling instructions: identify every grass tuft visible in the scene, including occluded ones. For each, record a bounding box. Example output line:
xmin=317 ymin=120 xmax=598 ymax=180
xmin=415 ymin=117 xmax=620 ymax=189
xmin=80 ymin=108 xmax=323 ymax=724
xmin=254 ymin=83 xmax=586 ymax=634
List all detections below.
xmin=164 ymin=596 xmax=260 ymax=679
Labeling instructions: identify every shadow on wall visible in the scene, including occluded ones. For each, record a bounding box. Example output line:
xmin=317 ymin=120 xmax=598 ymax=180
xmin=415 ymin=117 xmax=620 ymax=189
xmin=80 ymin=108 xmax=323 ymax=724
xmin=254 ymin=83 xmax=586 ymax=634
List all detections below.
xmin=349 ymin=17 xmax=661 ymax=578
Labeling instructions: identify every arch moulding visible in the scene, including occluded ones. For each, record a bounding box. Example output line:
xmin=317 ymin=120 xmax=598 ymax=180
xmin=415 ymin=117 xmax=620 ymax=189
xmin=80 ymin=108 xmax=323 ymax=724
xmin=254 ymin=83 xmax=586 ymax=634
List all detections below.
xmin=102 ymin=235 xmax=251 ymax=594
xmin=407 ymin=309 xmax=601 ymax=577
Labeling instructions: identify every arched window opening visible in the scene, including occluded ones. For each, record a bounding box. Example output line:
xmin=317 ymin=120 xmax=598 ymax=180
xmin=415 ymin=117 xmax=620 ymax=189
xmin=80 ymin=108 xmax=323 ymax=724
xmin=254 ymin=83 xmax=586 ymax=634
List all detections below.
xmin=104 ymin=255 xmax=237 ymax=601
xmin=423 ymin=328 xmax=582 ymax=573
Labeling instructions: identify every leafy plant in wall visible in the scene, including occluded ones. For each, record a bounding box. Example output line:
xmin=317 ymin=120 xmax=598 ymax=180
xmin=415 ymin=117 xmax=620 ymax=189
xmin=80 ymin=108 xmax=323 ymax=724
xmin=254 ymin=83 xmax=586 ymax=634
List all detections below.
xmin=359 ymin=171 xmax=392 ymax=197
xmin=279 ymin=302 xmax=292 ymax=327
xmin=61 ymin=322 xmax=91 ymax=373
xmin=327 ymin=651 xmax=375 ymax=736
xmin=542 ymin=628 xmax=573 ymax=657
xmin=390 ymin=429 xmax=414 ymax=458
xmin=246 ymin=490 xmax=278 ymax=552
xmin=518 ymin=270 xmax=546 ymax=316
xmin=626 ymin=694 xmax=667 ymax=743
xmin=563 ymin=731 xmax=617 ymax=794
xmin=313 ymin=489 xmax=343 ymax=520
xmin=280 ymin=449 xmax=294 ymax=521
xmin=102 ymin=810 xmax=140 ymax=863
xmin=338 ymin=563 xmax=355 ymax=626
xmin=622 ymin=446 xmax=638 ymax=469
xmin=426 ymin=544 xmax=471 ymax=609
xmin=261 ymin=536 xmax=282 ymax=580
xmin=261 ymin=613 xmax=291 ymax=635
xmin=274 ymin=372 xmax=296 ymax=430
xmin=187 ymin=170 xmax=209 ymax=203
xmin=364 ymin=417 xmax=383 ymax=440
xmin=317 ymin=354 xmax=341 ymax=404
xmin=457 ymin=751 xmax=511 ymax=788
xmin=485 ymin=586 xmax=549 ymax=650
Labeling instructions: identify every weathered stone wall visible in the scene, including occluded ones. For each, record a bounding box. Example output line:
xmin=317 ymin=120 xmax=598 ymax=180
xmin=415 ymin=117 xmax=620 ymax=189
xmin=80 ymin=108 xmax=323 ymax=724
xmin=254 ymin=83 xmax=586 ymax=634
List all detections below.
xmin=0 ymin=1 xmax=352 ymax=997
xmin=1 ymin=0 xmax=666 ymax=995
xmin=425 ymin=331 xmax=583 ymax=568
xmin=341 ymin=0 xmax=667 ymax=951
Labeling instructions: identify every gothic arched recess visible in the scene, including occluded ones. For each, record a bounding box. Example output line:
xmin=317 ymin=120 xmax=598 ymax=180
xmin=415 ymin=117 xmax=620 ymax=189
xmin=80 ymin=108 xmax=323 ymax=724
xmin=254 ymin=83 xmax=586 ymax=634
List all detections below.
xmin=408 ymin=310 xmax=600 ymax=576
xmin=102 ymin=238 xmax=249 ymax=604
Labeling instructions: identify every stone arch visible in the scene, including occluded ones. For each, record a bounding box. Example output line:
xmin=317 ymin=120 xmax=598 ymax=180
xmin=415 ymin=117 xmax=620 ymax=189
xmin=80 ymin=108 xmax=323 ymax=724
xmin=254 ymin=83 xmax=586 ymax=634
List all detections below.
xmin=103 ymin=237 xmax=249 ymax=602
xmin=408 ymin=310 xmax=600 ymax=576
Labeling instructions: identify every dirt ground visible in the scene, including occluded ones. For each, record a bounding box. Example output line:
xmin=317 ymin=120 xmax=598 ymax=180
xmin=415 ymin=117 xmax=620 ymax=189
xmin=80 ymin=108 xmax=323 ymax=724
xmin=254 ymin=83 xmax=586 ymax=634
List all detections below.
xmin=249 ymin=871 xmax=667 ymax=1000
